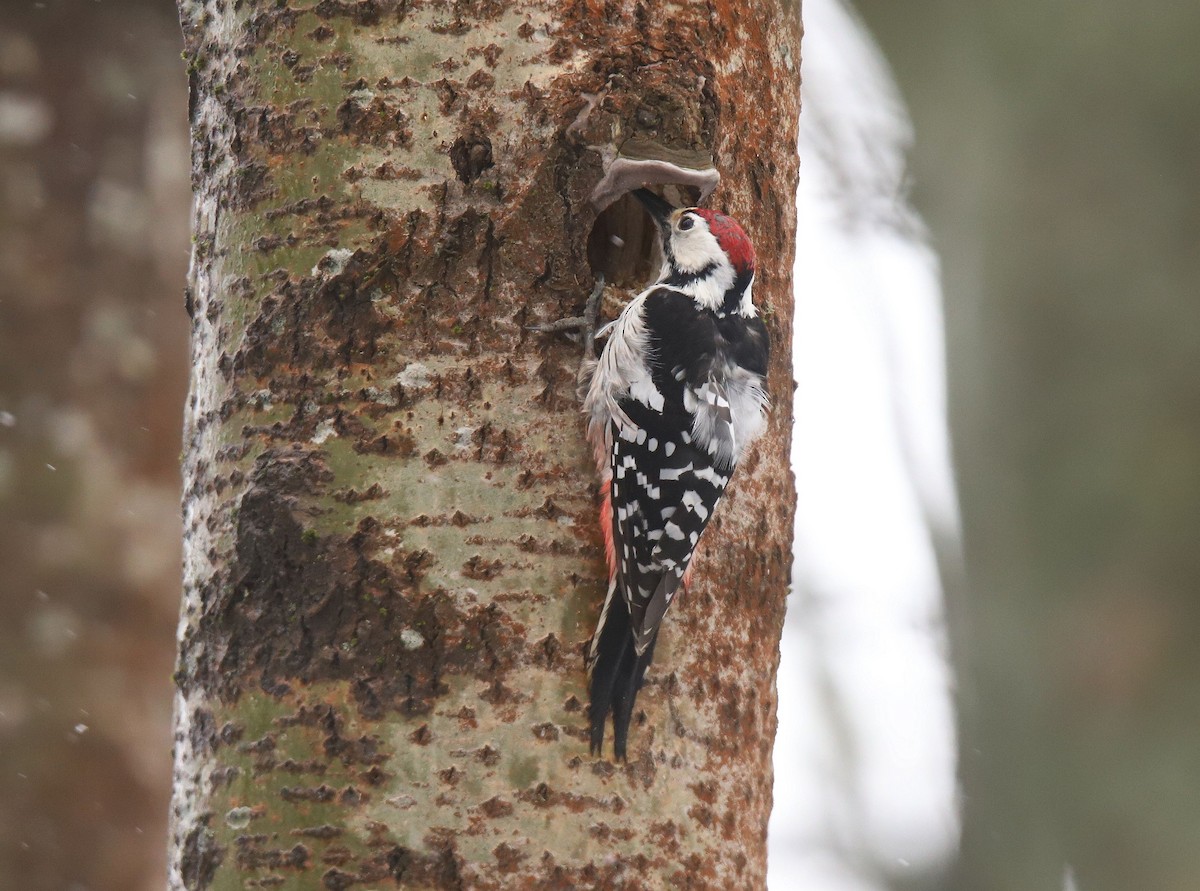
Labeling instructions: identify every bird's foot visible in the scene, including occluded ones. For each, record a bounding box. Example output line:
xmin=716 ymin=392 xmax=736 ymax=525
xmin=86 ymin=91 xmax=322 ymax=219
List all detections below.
xmin=528 ymin=274 xmax=606 ymax=391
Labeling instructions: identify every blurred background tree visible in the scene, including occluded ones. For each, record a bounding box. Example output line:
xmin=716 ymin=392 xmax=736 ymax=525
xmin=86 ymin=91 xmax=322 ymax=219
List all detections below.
xmin=0 ymin=1 xmax=189 ymax=889
xmin=856 ymin=1 xmax=1200 ymax=889
xmin=2 ymin=0 xmax=1199 ymax=889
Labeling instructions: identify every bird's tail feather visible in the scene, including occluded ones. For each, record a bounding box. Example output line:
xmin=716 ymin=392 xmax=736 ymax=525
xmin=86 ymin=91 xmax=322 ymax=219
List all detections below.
xmin=588 ymin=589 xmax=658 ymax=760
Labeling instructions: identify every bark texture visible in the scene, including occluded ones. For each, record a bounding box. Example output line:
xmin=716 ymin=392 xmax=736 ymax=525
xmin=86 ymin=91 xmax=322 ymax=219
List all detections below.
xmin=170 ymin=1 xmax=800 ymax=888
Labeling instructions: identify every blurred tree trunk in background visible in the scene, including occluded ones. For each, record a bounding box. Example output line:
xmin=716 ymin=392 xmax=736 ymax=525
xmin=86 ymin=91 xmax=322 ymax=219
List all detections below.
xmin=856 ymin=3 xmax=1200 ymax=891
xmin=170 ymin=1 xmax=800 ymax=888
xmin=0 ymin=4 xmax=189 ymax=890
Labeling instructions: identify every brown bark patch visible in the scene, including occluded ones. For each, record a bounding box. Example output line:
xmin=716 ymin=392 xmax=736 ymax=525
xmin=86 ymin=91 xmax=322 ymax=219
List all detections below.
xmin=180 ymin=823 xmax=225 ymax=891
xmin=492 ymin=841 xmax=526 ymax=873
xmin=478 ymin=795 xmax=513 ymax=818
xmin=181 ymin=448 xmax=525 ymax=714
xmin=237 ymin=244 xmax=395 ymax=379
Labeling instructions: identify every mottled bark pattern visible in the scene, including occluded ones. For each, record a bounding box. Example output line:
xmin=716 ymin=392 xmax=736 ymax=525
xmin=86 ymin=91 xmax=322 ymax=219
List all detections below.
xmin=170 ymin=1 xmax=800 ymax=888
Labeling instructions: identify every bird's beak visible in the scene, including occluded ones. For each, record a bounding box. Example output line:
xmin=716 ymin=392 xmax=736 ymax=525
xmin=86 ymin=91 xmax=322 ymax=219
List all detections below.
xmin=632 ymin=188 xmax=675 ymax=235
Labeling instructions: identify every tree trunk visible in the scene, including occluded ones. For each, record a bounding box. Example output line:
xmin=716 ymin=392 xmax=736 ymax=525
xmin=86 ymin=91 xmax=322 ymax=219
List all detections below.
xmin=169 ymin=2 xmax=800 ymax=888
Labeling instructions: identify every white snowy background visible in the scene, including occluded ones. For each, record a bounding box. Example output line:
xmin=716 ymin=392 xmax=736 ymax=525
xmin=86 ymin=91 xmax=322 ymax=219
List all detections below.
xmin=768 ymin=1 xmax=961 ymax=887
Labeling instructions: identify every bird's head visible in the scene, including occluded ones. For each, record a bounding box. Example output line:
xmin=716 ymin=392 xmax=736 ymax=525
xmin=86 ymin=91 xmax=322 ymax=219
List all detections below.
xmin=633 ymin=188 xmax=757 ymax=318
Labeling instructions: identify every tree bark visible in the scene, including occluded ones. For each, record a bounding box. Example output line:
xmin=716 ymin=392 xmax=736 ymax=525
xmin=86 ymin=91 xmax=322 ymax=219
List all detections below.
xmin=170 ymin=1 xmax=800 ymax=888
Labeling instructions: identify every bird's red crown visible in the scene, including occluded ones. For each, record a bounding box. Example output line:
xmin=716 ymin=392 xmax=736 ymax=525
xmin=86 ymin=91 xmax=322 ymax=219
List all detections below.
xmin=695 ymin=209 xmax=756 ymax=273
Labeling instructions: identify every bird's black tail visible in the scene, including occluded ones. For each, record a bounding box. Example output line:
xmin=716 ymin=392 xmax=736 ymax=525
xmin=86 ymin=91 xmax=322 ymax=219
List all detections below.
xmin=588 ymin=584 xmax=658 ymax=761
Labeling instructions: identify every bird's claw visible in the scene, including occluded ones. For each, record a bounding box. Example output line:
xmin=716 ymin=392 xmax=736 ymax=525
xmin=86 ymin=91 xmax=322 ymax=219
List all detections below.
xmin=529 ymin=275 xmax=606 ymax=359
xmin=527 ymin=316 xmax=589 ymax=341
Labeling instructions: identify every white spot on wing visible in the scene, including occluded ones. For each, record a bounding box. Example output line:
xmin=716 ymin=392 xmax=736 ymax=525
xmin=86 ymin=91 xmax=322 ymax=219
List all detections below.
xmin=693 ymin=466 xmax=727 ymax=486
xmin=681 ymin=489 xmax=709 ymax=521
xmin=660 ymin=463 xmax=693 ymax=481
xmin=630 ymin=377 xmax=665 ymax=412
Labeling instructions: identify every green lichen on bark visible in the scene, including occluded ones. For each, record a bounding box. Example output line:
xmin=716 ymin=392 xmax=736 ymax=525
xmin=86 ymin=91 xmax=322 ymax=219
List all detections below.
xmin=171 ymin=0 xmax=801 ymax=888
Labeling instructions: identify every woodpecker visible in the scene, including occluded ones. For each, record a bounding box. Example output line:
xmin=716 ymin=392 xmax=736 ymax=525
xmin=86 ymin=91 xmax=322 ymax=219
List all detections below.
xmin=582 ymin=188 xmax=770 ymax=759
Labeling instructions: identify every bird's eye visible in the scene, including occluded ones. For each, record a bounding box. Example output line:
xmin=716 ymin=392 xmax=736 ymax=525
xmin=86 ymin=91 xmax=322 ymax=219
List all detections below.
xmin=678 ymin=216 xmax=695 ymax=231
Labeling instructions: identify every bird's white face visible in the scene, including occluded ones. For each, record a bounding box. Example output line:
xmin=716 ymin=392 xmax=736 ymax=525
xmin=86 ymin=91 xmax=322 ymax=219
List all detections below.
xmin=667 ymin=210 xmax=729 ymax=275
xmin=656 ymin=206 xmax=757 ymax=316
xmin=631 ymin=189 xmax=757 ymax=316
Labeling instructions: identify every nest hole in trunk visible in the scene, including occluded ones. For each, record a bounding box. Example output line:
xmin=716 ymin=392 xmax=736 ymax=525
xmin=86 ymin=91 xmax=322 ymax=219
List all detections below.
xmin=586 ymin=184 xmax=702 ymax=290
